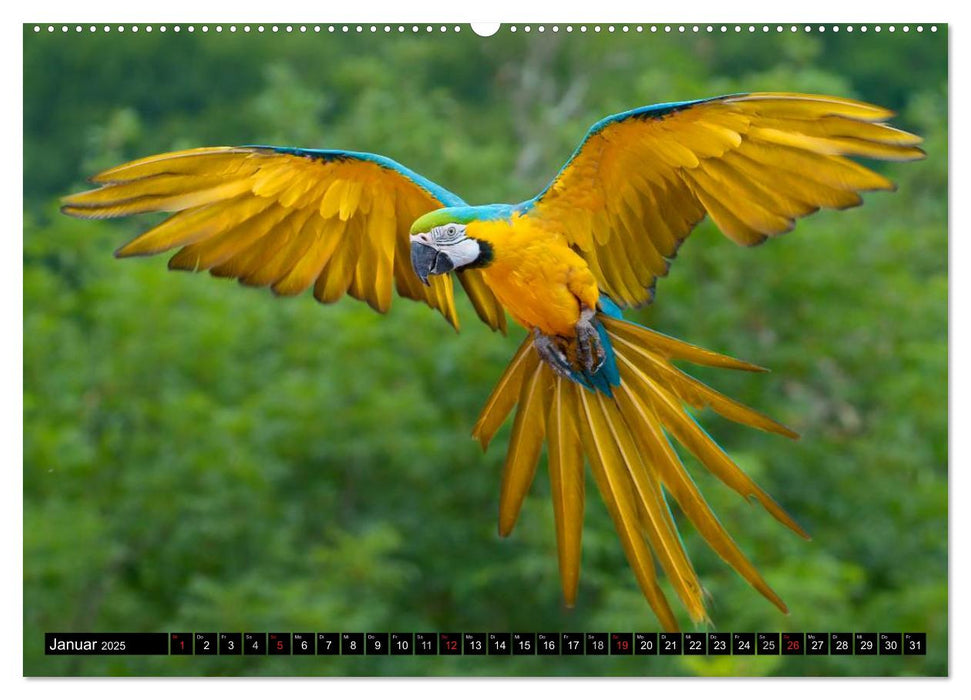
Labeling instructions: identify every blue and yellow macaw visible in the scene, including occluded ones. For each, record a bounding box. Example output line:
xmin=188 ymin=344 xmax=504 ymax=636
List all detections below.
xmin=63 ymin=92 xmax=923 ymax=630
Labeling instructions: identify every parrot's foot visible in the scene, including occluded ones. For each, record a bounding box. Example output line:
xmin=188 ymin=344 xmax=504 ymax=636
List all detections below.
xmin=532 ymin=308 xmax=606 ymax=379
xmin=576 ymin=307 xmax=606 ymax=375
xmin=533 ymin=328 xmax=575 ymax=380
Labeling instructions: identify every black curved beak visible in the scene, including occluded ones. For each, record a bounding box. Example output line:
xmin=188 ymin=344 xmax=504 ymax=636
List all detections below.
xmin=410 ymin=241 xmax=454 ymax=286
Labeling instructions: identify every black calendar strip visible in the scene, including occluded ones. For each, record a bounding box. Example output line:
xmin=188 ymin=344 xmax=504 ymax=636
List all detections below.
xmin=44 ymin=632 xmax=927 ymax=656
xmin=45 ymin=633 xmax=169 ymax=655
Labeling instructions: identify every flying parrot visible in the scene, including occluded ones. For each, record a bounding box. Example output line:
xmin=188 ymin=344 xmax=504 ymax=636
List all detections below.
xmin=62 ymin=92 xmax=924 ymax=630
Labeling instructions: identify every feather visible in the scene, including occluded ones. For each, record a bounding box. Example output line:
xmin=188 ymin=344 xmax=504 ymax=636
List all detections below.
xmin=686 ymin=165 xmax=794 ymax=238
xmin=212 ymin=206 xmax=316 ymax=282
xmin=168 ymin=204 xmax=292 ymax=272
xmin=724 ymin=93 xmax=896 ymax=121
xmin=700 ymin=157 xmax=819 ymax=221
xmin=366 ymin=213 xmax=397 ymax=313
xmin=721 ymin=150 xmax=862 ymax=212
xmin=524 ymin=92 xmax=921 ymax=304
xmin=472 ymin=338 xmax=539 ymax=449
xmin=428 ymin=273 xmax=459 ymax=330
xmin=240 ymin=211 xmax=321 ymax=288
xmin=314 ymin=216 xmax=360 ymax=303
xmin=319 ymin=179 xmax=349 ymax=219
xmin=575 ymin=387 xmax=680 ymax=631
xmin=458 ymin=269 xmax=507 ymax=333
xmin=748 ymin=126 xmax=925 ymax=161
xmin=594 ymin=392 xmax=707 ymax=621
xmin=339 ymin=179 xmax=365 ymax=221
xmin=611 ymin=332 xmax=797 ymax=438
xmin=614 ymin=348 xmax=806 ymax=537
xmin=251 ymin=159 xmax=312 ymax=198
xmin=63 ymin=180 xmax=254 ymax=218
xmin=601 ymin=316 xmax=768 ymax=372
xmin=273 ymin=217 xmax=345 ymax=297
xmin=64 ymin=145 xmax=495 ymax=328
xmin=479 ymin=309 xmax=808 ymax=627
xmin=114 ymin=195 xmax=272 ymax=257
xmin=89 ymin=147 xmax=254 ymax=184
xmin=498 ymin=360 xmax=552 ymax=536
xmin=682 ymin=173 xmax=771 ymax=246
xmin=546 ymin=376 xmax=585 ymax=605
xmin=614 ymin=384 xmax=789 ymax=612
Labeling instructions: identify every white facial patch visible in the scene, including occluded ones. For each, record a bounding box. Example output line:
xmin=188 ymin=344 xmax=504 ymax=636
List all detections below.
xmin=412 ymin=223 xmax=481 ymax=269
xmin=438 ymin=237 xmax=480 ymax=268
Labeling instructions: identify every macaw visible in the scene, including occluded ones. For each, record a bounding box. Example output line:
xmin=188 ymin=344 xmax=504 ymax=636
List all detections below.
xmin=63 ymin=92 xmax=923 ymax=630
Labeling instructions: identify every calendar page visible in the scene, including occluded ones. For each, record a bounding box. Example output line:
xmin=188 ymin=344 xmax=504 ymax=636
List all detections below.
xmin=22 ymin=17 xmax=947 ymax=679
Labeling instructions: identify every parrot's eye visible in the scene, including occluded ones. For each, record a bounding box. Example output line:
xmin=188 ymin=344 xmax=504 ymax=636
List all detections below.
xmin=435 ymin=224 xmax=462 ymax=243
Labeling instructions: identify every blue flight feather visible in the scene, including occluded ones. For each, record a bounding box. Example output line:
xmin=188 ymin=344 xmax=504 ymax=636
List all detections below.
xmin=597 ymin=295 xmax=625 ymax=320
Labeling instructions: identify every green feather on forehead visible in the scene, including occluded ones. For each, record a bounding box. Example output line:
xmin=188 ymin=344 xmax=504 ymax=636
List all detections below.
xmin=410 ymin=204 xmax=516 ymax=234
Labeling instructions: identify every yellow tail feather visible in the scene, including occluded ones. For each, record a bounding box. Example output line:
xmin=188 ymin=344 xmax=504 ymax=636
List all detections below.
xmin=498 ymin=360 xmax=551 ymax=536
xmin=546 ymin=379 xmax=585 ymax=607
xmin=475 ymin=315 xmax=806 ymax=629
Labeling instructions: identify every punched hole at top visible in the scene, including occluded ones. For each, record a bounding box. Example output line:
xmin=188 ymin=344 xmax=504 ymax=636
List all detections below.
xmin=471 ymin=23 xmax=500 ymax=37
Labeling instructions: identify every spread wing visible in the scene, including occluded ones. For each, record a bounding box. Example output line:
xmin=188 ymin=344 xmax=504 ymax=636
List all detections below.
xmin=519 ymin=92 xmax=925 ymax=308
xmin=62 ymin=146 xmax=507 ymax=332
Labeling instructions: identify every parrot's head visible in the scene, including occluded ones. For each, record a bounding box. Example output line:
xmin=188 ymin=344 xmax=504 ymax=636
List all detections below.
xmin=409 ymin=208 xmax=493 ymax=286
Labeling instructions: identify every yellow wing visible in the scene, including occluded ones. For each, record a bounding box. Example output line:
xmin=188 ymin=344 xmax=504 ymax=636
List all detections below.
xmin=522 ymin=92 xmax=925 ymax=307
xmin=62 ymin=146 xmax=506 ymax=332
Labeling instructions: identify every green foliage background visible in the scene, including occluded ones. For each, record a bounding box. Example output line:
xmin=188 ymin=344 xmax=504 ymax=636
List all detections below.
xmin=23 ymin=24 xmax=947 ymax=676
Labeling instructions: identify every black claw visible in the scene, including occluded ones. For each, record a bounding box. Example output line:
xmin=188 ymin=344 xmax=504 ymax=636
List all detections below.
xmin=533 ymin=329 xmax=574 ymax=379
xmin=576 ymin=314 xmax=606 ymax=375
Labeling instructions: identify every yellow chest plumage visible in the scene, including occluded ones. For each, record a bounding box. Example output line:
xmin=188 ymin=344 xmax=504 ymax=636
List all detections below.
xmin=467 ymin=214 xmax=599 ymax=338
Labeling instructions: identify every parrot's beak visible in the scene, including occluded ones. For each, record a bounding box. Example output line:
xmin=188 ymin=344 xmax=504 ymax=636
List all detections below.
xmin=410 ymin=240 xmax=454 ymax=286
